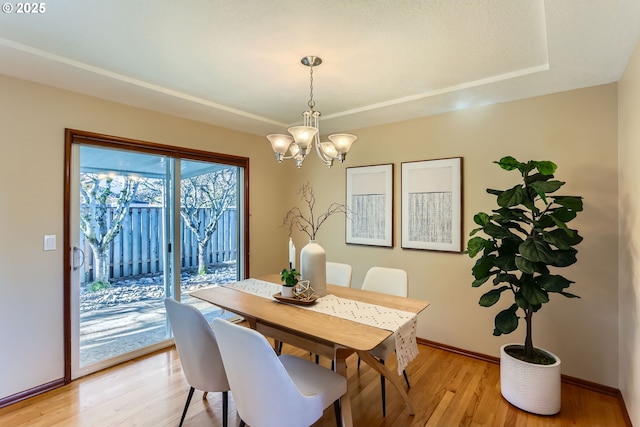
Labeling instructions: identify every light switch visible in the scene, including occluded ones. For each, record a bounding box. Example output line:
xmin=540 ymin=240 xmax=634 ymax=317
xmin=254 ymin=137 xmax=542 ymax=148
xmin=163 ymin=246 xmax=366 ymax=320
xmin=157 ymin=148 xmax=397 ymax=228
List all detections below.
xmin=44 ymin=235 xmax=56 ymax=251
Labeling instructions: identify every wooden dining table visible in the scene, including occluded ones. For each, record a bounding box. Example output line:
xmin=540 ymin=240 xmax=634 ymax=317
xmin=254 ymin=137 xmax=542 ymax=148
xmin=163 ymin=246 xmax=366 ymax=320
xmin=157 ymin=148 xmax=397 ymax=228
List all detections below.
xmin=190 ymin=274 xmax=430 ymax=427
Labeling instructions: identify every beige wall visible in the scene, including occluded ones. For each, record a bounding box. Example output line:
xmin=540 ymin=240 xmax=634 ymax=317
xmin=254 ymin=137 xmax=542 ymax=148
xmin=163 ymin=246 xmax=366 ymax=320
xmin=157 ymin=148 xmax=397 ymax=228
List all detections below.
xmin=0 ymin=74 xmax=288 ymax=399
xmin=618 ymin=40 xmax=640 ymax=426
xmin=292 ymin=83 xmax=620 ymax=387
xmin=0 ymin=71 xmax=625 ymax=401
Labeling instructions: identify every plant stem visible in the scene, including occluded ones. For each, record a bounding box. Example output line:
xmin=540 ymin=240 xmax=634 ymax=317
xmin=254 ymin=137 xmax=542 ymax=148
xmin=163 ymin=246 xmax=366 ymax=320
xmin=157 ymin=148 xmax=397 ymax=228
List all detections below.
xmin=524 ymin=309 xmax=534 ymax=358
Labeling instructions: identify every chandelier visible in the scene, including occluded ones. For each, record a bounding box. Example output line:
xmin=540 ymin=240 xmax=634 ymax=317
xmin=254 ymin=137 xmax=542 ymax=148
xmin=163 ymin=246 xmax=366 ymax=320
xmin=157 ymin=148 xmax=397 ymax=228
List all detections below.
xmin=267 ymin=56 xmax=357 ymax=168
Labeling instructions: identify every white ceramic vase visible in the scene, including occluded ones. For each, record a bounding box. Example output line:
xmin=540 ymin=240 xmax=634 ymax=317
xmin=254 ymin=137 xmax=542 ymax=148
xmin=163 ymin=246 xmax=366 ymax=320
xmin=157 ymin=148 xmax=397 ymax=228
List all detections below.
xmin=500 ymin=344 xmax=561 ymax=415
xmin=299 ymin=240 xmax=326 ymax=297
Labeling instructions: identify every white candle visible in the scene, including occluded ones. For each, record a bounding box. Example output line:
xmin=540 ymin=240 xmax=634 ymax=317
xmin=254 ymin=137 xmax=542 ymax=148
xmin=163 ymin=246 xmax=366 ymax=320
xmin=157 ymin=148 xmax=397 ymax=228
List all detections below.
xmin=289 ymin=238 xmax=295 ymax=269
xmin=291 ymin=243 xmax=296 ymax=270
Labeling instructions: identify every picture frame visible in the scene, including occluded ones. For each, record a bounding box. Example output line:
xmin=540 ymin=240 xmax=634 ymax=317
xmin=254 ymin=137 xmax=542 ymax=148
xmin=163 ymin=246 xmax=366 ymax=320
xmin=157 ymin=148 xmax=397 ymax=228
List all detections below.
xmin=401 ymin=157 xmax=463 ymax=252
xmin=345 ymin=164 xmax=394 ymax=247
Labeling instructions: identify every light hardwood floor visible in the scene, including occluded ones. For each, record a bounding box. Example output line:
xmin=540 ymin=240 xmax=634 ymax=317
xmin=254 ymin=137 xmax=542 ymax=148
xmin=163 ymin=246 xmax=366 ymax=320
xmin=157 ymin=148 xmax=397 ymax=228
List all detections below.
xmin=0 ymin=342 xmax=628 ymax=427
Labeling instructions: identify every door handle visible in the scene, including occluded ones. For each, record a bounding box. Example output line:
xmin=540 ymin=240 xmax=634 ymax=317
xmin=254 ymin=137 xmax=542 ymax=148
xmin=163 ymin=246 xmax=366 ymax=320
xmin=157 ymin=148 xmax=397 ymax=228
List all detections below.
xmin=72 ymin=246 xmax=85 ymax=270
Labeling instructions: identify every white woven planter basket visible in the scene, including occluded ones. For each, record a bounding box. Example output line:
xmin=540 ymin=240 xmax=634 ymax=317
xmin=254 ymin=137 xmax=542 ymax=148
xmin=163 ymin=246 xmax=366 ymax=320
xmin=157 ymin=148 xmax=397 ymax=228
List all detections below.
xmin=500 ymin=344 xmax=561 ymax=415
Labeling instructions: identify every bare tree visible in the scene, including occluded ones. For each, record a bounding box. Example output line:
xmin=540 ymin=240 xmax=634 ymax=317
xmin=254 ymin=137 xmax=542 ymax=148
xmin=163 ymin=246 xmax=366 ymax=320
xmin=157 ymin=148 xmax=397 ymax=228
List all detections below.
xmin=80 ymin=173 xmax=140 ymax=286
xmin=180 ymin=168 xmax=237 ymax=274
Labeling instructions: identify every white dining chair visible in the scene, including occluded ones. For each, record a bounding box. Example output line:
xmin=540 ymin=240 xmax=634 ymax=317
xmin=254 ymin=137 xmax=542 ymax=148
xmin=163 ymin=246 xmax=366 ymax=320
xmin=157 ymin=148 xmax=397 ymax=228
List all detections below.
xmin=164 ymin=299 xmax=230 ymax=427
xmin=361 ymin=266 xmax=407 ymax=296
xmin=326 ymin=262 xmax=353 ymax=287
xmin=360 ymin=266 xmax=411 ymax=417
xmin=211 ymin=318 xmax=347 ymax=427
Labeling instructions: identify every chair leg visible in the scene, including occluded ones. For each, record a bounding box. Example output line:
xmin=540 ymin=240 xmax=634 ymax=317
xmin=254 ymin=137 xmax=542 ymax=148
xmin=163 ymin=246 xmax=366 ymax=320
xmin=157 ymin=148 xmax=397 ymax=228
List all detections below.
xmin=380 ymin=373 xmax=386 ymax=417
xmin=380 ymin=359 xmax=386 ymax=417
xmin=315 ymin=354 xmax=320 ymax=364
xmin=361 ymin=355 xmax=406 ymax=417
xmin=203 ymin=391 xmax=208 ymax=399
xmin=179 ymin=386 xmax=195 ymax=427
xmin=333 ymin=399 xmax=342 ymax=427
xmin=222 ymin=391 xmax=228 ymax=427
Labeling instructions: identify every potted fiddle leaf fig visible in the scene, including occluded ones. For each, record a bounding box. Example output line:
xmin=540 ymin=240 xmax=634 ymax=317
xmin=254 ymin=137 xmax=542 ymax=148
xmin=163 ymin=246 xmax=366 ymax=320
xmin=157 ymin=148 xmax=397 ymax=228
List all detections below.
xmin=280 ymin=268 xmax=300 ymax=297
xmin=466 ymin=156 xmax=583 ymax=415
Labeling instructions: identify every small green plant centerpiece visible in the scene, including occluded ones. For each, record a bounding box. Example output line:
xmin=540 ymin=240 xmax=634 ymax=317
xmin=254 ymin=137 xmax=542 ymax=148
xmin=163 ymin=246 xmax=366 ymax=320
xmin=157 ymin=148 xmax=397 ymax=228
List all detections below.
xmin=466 ymin=156 xmax=583 ymax=414
xmin=280 ymin=268 xmax=300 ymax=287
xmin=280 ymin=268 xmax=300 ymax=297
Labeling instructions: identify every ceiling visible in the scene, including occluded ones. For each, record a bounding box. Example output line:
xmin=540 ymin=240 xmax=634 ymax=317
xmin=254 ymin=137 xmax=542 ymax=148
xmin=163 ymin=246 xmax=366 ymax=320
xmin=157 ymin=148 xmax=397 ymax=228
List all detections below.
xmin=1 ymin=0 xmax=639 ymax=138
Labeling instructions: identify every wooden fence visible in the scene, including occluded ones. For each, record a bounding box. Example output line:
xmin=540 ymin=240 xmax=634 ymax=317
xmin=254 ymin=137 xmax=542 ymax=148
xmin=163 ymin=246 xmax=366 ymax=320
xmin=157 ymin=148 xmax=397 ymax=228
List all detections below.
xmin=80 ymin=206 xmax=237 ymax=283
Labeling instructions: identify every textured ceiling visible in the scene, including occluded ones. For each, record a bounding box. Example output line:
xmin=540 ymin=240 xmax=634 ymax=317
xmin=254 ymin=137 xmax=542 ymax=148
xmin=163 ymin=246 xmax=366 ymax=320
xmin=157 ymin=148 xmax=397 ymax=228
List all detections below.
xmin=0 ymin=0 xmax=639 ymax=137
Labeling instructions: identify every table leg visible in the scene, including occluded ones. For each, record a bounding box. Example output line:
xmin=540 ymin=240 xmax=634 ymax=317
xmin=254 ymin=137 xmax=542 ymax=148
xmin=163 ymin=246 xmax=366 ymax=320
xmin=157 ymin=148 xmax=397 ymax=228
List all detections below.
xmin=246 ymin=317 xmax=257 ymax=329
xmin=334 ymin=348 xmax=354 ymax=427
xmin=357 ymin=350 xmax=416 ymax=415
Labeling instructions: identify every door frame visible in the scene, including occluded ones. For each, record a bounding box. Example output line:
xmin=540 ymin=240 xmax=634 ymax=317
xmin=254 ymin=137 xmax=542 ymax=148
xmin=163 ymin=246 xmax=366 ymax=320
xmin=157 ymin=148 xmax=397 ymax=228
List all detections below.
xmin=63 ymin=128 xmax=250 ymax=383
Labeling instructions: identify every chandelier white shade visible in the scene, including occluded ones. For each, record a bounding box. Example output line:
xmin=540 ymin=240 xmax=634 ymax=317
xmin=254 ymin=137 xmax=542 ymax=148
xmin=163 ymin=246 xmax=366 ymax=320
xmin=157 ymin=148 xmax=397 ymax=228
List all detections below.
xmin=267 ymin=56 xmax=357 ymax=168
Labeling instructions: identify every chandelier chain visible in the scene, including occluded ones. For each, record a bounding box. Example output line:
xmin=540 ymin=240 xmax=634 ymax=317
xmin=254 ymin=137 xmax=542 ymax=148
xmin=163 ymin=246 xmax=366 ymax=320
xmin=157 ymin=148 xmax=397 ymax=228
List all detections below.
xmin=308 ymin=66 xmax=315 ymax=110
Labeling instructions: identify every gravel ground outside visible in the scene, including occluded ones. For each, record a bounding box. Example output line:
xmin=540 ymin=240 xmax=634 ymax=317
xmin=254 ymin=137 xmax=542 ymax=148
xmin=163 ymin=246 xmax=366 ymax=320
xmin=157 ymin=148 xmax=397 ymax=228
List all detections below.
xmin=80 ymin=264 xmax=238 ymax=367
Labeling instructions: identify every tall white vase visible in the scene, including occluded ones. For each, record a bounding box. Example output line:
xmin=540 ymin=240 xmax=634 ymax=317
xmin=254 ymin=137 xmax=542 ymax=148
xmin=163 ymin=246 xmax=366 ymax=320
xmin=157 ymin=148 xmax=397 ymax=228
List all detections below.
xmin=300 ymin=240 xmax=327 ymax=297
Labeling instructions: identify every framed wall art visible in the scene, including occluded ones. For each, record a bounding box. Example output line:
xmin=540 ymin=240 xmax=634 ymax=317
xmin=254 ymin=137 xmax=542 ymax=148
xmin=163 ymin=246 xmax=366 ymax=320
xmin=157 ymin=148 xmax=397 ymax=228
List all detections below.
xmin=345 ymin=164 xmax=394 ymax=247
xmin=401 ymin=157 xmax=462 ymax=252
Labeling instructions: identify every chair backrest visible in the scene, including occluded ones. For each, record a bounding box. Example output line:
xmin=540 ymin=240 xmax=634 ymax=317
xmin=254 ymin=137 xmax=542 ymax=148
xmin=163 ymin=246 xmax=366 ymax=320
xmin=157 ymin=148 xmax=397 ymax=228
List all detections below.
xmin=326 ymin=261 xmax=352 ymax=287
xmin=211 ymin=318 xmax=325 ymax=427
xmin=361 ymin=266 xmax=408 ymax=297
xmin=164 ymin=298 xmax=229 ymax=393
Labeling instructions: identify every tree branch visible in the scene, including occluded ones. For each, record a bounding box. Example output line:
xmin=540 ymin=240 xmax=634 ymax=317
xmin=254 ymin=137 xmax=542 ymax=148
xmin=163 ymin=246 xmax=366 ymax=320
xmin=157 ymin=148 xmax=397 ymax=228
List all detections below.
xmin=282 ymin=183 xmax=348 ymax=240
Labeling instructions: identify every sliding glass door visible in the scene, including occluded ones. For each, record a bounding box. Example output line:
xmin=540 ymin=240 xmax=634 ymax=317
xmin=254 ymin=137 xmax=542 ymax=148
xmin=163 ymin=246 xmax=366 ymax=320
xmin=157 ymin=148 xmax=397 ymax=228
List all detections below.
xmin=175 ymin=159 xmax=242 ymax=320
xmin=66 ymin=131 xmax=247 ymax=380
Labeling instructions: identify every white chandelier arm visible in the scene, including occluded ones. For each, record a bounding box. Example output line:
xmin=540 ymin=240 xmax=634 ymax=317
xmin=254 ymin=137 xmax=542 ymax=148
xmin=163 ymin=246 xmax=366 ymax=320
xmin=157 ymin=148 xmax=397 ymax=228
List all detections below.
xmin=281 ymin=148 xmax=302 ymax=161
xmin=315 ymin=138 xmax=337 ymax=167
xmin=306 ymin=109 xmax=334 ymax=166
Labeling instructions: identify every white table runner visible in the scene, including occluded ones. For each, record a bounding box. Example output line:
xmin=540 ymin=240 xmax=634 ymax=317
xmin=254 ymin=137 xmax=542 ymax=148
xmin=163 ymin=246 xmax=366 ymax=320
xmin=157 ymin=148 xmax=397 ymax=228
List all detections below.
xmin=223 ymin=278 xmax=419 ymax=374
